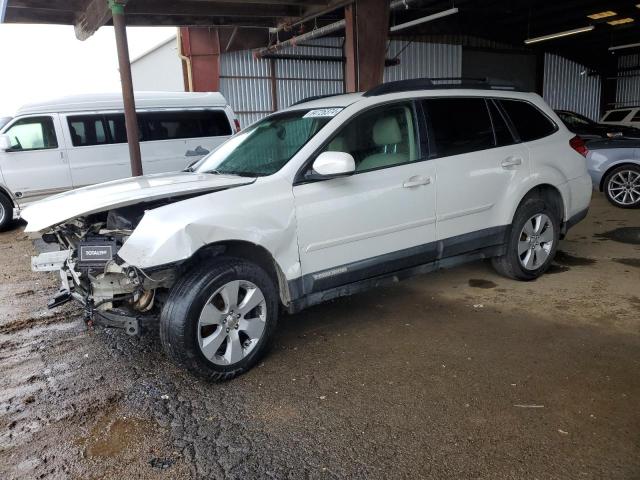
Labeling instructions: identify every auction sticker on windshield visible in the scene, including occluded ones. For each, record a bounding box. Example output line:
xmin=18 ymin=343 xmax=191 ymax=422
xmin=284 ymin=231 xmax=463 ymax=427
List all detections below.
xmin=303 ymin=108 xmax=343 ymax=118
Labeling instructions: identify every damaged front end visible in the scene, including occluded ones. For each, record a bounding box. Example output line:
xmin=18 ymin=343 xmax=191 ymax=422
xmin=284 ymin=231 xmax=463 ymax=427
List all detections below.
xmin=32 ymin=205 xmax=176 ymax=335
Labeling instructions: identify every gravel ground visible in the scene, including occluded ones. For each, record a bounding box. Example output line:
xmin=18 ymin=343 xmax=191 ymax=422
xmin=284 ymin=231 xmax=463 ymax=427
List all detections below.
xmin=0 ymin=192 xmax=638 ymax=480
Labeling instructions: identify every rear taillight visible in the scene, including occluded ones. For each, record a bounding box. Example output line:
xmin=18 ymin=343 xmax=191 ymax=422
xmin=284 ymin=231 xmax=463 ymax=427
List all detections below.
xmin=570 ymin=135 xmax=588 ymax=157
xmin=234 ymin=119 xmax=241 ymax=133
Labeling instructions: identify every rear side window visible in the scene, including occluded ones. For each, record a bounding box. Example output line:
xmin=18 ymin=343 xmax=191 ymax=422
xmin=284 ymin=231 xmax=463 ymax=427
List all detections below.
xmin=602 ymin=109 xmax=631 ymax=122
xmin=139 ymin=110 xmax=232 ymax=141
xmin=423 ymin=98 xmax=494 ymax=157
xmin=499 ymin=100 xmax=556 ymax=142
xmin=68 ymin=116 xmax=108 ymax=147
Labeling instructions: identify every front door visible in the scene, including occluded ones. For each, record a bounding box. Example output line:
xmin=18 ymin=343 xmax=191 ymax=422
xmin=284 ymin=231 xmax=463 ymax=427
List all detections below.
xmin=0 ymin=114 xmax=72 ymax=206
xmin=293 ymin=102 xmax=437 ymax=295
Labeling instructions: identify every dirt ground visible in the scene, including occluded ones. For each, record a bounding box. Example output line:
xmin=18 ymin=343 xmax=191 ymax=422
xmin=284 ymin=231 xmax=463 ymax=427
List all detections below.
xmin=0 ymin=192 xmax=638 ymax=480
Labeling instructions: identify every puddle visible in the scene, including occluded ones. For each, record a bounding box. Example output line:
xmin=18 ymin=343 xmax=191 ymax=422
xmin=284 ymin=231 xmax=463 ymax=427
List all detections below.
xmin=546 ymin=264 xmax=570 ymax=274
xmin=468 ymin=279 xmax=497 ymax=289
xmin=595 ymin=228 xmax=640 ymax=245
xmin=614 ymin=258 xmax=640 ymax=268
xmin=80 ymin=415 xmax=156 ymax=459
xmin=554 ymin=251 xmax=596 ymax=267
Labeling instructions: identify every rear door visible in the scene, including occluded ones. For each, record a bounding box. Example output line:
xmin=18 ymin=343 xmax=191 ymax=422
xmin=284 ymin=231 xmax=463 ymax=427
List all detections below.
xmin=424 ymin=97 xmax=530 ymax=247
xmin=0 ymin=114 xmax=72 ymax=205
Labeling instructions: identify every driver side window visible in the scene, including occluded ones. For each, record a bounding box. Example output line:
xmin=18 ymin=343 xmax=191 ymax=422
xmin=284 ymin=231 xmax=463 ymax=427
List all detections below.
xmin=5 ymin=116 xmax=58 ymax=151
xmin=320 ymin=103 xmax=419 ymax=173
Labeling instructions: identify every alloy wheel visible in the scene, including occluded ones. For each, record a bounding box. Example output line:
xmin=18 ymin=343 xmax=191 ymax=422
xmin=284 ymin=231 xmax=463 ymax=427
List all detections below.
xmin=607 ymin=170 xmax=640 ymax=206
xmin=518 ymin=213 xmax=554 ymax=270
xmin=197 ymin=280 xmax=267 ymax=366
xmin=0 ymin=203 xmax=5 ymax=226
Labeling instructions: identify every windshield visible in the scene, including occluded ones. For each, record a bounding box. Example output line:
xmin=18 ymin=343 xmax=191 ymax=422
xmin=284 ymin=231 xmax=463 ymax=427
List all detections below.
xmin=193 ymin=109 xmax=339 ymax=176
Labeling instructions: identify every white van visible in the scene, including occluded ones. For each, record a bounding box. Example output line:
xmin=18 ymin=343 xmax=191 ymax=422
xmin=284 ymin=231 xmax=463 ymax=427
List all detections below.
xmin=0 ymin=92 xmax=238 ymax=229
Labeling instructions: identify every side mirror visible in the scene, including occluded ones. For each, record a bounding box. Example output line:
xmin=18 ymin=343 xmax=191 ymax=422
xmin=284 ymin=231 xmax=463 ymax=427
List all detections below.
xmin=0 ymin=134 xmax=10 ymax=151
xmin=312 ymin=151 xmax=355 ymax=178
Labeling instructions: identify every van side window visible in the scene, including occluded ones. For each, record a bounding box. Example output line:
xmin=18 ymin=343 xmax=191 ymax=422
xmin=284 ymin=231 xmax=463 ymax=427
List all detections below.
xmin=68 ymin=116 xmax=109 ymax=147
xmin=138 ymin=111 xmax=232 ymax=141
xmin=4 ymin=116 xmax=58 ymax=151
xmin=488 ymin=100 xmax=515 ymax=147
xmin=423 ymin=98 xmax=493 ymax=157
xmin=499 ymin=100 xmax=557 ymax=142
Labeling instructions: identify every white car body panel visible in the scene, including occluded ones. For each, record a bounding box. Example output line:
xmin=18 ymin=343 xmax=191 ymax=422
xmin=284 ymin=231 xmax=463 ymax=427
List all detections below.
xmin=117 ymin=177 xmax=301 ymax=280
xmin=21 ymin=172 xmax=253 ymax=233
xmin=293 ymin=161 xmax=437 ymax=276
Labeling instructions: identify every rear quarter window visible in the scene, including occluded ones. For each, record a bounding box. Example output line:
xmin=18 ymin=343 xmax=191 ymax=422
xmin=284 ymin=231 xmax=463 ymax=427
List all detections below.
xmin=499 ymin=100 xmax=557 ymax=142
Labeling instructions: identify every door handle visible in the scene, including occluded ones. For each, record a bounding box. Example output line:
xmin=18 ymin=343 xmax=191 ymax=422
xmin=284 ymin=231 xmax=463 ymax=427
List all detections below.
xmin=501 ymin=156 xmax=522 ymax=168
xmin=403 ymin=176 xmax=431 ymax=188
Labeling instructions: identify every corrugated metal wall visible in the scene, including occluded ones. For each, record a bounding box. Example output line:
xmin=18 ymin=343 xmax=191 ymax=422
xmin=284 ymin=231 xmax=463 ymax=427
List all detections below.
xmin=220 ymin=39 xmax=461 ymax=126
xmin=384 ymin=41 xmax=462 ymax=82
xmin=615 ymin=54 xmax=640 ymax=108
xmin=219 ymin=38 xmax=343 ymax=128
xmin=543 ymin=53 xmax=601 ymax=120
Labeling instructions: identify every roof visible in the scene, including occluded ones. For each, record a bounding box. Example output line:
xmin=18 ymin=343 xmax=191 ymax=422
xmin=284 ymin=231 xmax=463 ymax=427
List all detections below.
xmin=286 ymin=88 xmax=542 ymax=111
xmin=16 ymin=91 xmax=228 ymax=115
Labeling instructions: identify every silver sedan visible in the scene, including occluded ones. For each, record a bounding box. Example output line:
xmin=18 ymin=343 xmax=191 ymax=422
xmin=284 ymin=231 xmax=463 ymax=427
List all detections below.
xmin=586 ymin=139 xmax=640 ymax=208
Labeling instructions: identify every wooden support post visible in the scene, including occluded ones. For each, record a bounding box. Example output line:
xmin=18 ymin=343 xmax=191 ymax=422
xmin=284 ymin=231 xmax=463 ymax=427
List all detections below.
xmin=344 ymin=0 xmax=390 ymax=92
xmin=110 ymin=0 xmax=143 ymax=177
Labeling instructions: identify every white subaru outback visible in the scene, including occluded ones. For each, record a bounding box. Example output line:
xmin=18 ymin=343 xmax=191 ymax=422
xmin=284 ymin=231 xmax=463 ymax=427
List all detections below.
xmin=24 ymin=80 xmax=592 ymax=380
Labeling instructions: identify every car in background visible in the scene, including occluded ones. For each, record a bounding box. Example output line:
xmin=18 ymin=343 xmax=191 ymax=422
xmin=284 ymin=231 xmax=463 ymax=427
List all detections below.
xmin=0 ymin=92 xmax=239 ymax=230
xmin=555 ymin=109 xmax=640 ymax=140
xmin=600 ymin=106 xmax=640 ymax=128
xmin=586 ymin=138 xmax=640 ymax=208
xmin=0 ymin=117 xmax=10 ymax=130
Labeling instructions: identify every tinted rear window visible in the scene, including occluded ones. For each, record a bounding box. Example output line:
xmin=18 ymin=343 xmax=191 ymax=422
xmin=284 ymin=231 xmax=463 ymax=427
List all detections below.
xmin=423 ymin=98 xmax=494 ymax=157
xmin=67 ymin=110 xmax=232 ymax=147
xmin=499 ymin=100 xmax=556 ymax=142
xmin=603 ymin=110 xmax=632 ymax=122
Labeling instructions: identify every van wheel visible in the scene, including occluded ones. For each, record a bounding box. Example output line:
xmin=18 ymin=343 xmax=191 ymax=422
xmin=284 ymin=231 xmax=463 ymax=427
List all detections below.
xmin=160 ymin=257 xmax=279 ymax=381
xmin=0 ymin=194 xmax=13 ymax=231
xmin=492 ymin=198 xmax=560 ymax=281
xmin=603 ymin=165 xmax=640 ymax=209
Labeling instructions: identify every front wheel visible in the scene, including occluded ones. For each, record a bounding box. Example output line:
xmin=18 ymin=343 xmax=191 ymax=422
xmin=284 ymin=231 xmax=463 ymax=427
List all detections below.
xmin=492 ymin=198 xmax=560 ymax=281
xmin=160 ymin=257 xmax=279 ymax=381
xmin=0 ymin=194 xmax=14 ymax=231
xmin=603 ymin=165 xmax=640 ymax=209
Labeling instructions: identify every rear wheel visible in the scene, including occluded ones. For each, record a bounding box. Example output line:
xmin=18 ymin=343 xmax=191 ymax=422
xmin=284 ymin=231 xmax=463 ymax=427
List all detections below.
xmin=492 ymin=198 xmax=560 ymax=281
xmin=0 ymin=194 xmax=13 ymax=231
xmin=603 ymin=165 xmax=640 ymax=208
xmin=160 ymin=257 xmax=279 ymax=381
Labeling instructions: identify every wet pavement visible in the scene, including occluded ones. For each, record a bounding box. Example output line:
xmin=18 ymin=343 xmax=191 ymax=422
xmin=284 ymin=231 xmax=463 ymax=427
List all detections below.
xmin=0 ymin=193 xmax=639 ymax=479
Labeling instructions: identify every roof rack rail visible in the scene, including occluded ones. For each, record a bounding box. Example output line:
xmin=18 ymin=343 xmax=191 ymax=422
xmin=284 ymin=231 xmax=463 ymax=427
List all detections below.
xmin=291 ymin=94 xmax=340 ymax=106
xmin=363 ymin=77 xmax=523 ymax=97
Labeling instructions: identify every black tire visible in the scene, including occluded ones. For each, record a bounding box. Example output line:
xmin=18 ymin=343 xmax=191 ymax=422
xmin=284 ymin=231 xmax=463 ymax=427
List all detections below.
xmin=603 ymin=165 xmax=640 ymax=209
xmin=160 ymin=257 xmax=279 ymax=381
xmin=0 ymin=194 xmax=13 ymax=232
xmin=492 ymin=197 xmax=560 ymax=281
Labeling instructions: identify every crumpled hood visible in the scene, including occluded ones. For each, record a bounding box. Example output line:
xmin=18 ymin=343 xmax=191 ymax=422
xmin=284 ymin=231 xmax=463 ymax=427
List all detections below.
xmin=22 ymin=171 xmax=255 ymax=232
